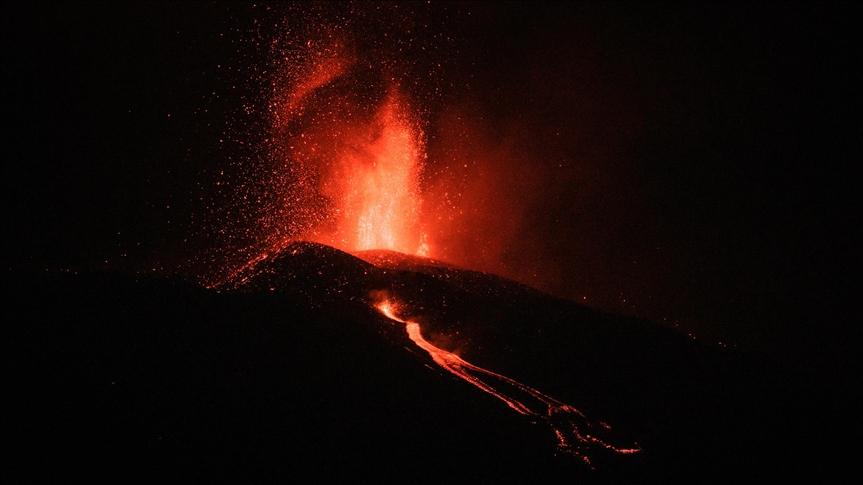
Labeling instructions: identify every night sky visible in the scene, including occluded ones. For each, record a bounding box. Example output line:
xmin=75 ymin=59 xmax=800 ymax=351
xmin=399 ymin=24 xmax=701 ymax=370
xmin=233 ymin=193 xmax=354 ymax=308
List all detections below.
xmin=4 ymin=2 xmax=857 ymax=381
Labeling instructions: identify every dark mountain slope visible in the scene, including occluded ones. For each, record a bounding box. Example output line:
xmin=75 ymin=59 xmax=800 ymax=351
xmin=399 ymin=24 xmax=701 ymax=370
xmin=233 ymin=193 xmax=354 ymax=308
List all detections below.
xmin=9 ymin=242 xmax=831 ymax=481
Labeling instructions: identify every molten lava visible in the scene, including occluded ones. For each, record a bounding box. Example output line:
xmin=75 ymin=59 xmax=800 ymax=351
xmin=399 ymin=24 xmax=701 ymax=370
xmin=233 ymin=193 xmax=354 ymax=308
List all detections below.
xmin=320 ymin=90 xmax=426 ymax=255
xmin=376 ymin=297 xmax=640 ymax=467
xmin=262 ymin=32 xmax=429 ymax=259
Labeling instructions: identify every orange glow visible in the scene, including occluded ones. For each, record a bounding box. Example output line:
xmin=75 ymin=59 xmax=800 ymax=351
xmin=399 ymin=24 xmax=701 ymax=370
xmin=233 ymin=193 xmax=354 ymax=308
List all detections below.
xmin=211 ymin=21 xmax=643 ymax=469
xmin=320 ymin=90 xmax=426 ymax=255
xmin=376 ymin=300 xmax=400 ymax=321
xmin=264 ymin=32 xmax=430 ymax=258
xmin=375 ymin=297 xmax=640 ymax=466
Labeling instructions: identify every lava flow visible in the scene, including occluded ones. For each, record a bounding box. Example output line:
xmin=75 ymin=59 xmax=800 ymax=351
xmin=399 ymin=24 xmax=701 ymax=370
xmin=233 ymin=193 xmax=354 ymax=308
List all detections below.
xmin=375 ymin=298 xmax=640 ymax=467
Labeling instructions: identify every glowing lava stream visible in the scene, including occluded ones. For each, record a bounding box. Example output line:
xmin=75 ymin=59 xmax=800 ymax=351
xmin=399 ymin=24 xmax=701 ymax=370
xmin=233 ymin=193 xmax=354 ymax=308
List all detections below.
xmin=375 ymin=299 xmax=640 ymax=467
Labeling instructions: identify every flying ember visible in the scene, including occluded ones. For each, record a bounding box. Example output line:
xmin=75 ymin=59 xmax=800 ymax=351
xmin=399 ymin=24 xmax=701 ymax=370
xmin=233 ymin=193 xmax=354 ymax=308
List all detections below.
xmin=263 ymin=31 xmax=430 ymax=259
xmin=320 ymin=89 xmax=425 ymax=255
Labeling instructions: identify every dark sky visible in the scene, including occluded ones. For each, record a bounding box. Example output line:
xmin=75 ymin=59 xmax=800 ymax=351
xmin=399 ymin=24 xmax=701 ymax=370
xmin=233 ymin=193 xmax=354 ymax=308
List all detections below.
xmin=4 ymin=2 xmax=857 ymax=378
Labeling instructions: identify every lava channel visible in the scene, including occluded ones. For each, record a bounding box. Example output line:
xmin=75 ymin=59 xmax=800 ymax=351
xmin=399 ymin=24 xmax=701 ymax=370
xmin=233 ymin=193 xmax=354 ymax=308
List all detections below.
xmin=375 ymin=298 xmax=640 ymax=468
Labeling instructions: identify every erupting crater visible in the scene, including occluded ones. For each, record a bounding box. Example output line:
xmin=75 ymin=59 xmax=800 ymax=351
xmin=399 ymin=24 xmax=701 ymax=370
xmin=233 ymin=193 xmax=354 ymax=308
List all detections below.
xmin=221 ymin=24 xmax=644 ymax=470
xmin=321 ymin=90 xmax=428 ymax=256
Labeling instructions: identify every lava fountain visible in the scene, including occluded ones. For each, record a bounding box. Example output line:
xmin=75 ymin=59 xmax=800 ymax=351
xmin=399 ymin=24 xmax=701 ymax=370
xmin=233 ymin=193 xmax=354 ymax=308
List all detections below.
xmin=319 ymin=89 xmax=426 ymax=255
xmin=262 ymin=31 xmax=429 ymax=259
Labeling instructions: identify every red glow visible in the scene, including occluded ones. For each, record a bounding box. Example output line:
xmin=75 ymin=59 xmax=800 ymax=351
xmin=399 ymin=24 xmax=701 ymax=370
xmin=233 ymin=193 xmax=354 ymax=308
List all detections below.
xmin=264 ymin=34 xmax=430 ymax=258
xmin=215 ymin=24 xmax=643 ymax=466
xmin=271 ymin=39 xmax=351 ymax=131
xmin=318 ymin=90 xmax=426 ymax=255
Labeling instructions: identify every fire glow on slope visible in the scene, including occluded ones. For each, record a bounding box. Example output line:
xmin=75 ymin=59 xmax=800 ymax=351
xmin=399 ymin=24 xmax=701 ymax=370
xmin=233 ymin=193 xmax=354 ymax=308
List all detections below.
xmin=376 ymin=298 xmax=640 ymax=468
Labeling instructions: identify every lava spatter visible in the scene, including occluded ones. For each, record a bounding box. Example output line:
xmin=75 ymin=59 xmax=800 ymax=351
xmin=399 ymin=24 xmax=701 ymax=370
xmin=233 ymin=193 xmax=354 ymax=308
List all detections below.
xmin=265 ymin=32 xmax=429 ymax=259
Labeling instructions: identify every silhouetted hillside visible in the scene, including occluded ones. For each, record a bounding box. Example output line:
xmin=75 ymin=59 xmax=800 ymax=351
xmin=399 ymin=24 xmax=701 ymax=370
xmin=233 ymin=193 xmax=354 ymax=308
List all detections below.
xmin=9 ymin=242 xmax=836 ymax=482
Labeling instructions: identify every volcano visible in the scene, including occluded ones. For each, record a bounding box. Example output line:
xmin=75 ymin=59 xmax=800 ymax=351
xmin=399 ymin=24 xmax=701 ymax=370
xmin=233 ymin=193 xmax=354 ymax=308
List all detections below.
xmin=11 ymin=241 xmax=824 ymax=482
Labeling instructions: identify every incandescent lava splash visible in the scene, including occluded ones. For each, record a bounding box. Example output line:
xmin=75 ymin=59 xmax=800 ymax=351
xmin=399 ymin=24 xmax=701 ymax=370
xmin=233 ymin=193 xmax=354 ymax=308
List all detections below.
xmin=257 ymin=29 xmax=430 ymax=263
xmin=320 ymin=89 xmax=426 ymax=255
